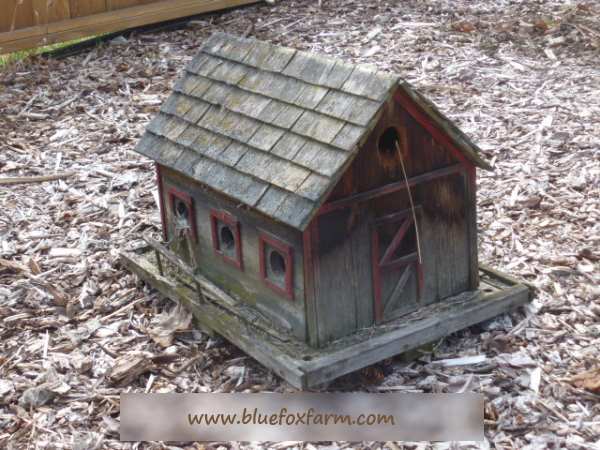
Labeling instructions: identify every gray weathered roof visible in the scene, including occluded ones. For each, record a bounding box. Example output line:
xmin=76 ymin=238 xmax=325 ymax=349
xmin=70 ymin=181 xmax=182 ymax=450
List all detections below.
xmin=136 ymin=32 xmax=489 ymax=230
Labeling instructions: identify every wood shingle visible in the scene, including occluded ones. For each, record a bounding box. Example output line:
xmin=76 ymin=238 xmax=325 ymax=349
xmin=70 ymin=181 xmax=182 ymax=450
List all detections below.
xmin=135 ymin=32 xmax=490 ymax=230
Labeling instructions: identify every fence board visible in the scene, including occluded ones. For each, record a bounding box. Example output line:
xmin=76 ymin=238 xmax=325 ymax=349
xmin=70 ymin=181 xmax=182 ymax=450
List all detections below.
xmin=69 ymin=0 xmax=108 ymax=18
xmin=31 ymin=0 xmax=49 ymax=26
xmin=1 ymin=1 xmax=35 ymax=33
xmin=107 ymin=0 xmax=158 ymax=11
xmin=48 ymin=0 xmax=72 ymax=23
xmin=0 ymin=0 xmax=259 ymax=54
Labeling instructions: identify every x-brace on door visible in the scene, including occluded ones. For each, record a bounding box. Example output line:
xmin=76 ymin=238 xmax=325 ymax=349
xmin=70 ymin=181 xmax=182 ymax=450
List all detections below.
xmin=371 ymin=207 xmax=424 ymax=323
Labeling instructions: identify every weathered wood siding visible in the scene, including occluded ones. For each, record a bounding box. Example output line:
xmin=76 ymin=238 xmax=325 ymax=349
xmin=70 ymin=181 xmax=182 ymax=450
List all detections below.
xmin=310 ymin=206 xmax=373 ymax=345
xmin=159 ymin=166 xmax=306 ymax=341
xmin=309 ymin=90 xmax=476 ymax=345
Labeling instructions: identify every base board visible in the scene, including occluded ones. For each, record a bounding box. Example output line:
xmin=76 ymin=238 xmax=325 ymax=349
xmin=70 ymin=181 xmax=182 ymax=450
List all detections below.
xmin=120 ymin=248 xmax=531 ymax=389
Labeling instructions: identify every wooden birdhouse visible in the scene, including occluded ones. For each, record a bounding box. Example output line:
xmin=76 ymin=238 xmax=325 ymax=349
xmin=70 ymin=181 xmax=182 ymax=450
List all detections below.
xmin=122 ymin=32 xmax=531 ymax=389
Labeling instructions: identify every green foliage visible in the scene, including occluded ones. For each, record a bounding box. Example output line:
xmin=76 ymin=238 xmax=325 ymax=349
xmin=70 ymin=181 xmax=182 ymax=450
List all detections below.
xmin=0 ymin=36 xmax=99 ymax=69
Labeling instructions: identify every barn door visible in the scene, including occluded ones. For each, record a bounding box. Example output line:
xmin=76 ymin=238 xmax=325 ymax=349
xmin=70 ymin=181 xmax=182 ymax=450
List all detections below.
xmin=372 ymin=207 xmax=424 ymax=323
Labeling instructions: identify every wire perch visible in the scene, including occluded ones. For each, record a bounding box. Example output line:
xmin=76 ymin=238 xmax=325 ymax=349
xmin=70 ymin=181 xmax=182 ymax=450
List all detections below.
xmin=395 ymin=140 xmax=423 ymax=265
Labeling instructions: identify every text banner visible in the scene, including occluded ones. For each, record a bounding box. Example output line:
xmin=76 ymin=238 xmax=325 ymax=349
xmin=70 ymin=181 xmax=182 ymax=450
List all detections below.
xmin=121 ymin=393 xmax=483 ymax=441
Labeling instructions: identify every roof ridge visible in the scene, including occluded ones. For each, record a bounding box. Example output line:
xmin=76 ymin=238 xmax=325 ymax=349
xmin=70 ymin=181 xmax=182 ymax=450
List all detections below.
xmin=183 ymin=61 xmax=377 ymax=129
xmin=202 ymin=31 xmax=402 ymax=87
xmin=194 ymin=47 xmax=396 ymax=106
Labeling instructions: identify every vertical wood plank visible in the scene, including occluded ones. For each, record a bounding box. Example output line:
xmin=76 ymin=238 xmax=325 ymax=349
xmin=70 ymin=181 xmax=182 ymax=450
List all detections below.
xmin=302 ymin=220 xmax=319 ymax=347
xmin=314 ymin=209 xmax=359 ymax=345
xmin=47 ymin=0 xmax=72 ymax=23
xmin=70 ymin=0 xmax=108 ymax=18
xmin=371 ymin=221 xmax=382 ymax=322
xmin=465 ymin=167 xmax=479 ymax=289
xmin=31 ymin=0 xmax=49 ymax=26
xmin=1 ymin=0 xmax=261 ymax=53
xmin=351 ymin=208 xmax=374 ymax=328
xmin=419 ymin=177 xmax=469 ymax=301
xmin=1 ymin=1 xmax=35 ymax=33
xmin=107 ymin=0 xmax=157 ymax=11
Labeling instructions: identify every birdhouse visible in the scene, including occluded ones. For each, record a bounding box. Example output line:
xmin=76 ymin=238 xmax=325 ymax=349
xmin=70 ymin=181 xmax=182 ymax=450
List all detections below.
xmin=122 ymin=32 xmax=531 ymax=389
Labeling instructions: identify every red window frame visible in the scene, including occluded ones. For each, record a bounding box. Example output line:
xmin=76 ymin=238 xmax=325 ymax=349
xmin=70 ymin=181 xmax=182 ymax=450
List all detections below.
xmin=259 ymin=232 xmax=294 ymax=301
xmin=167 ymin=187 xmax=197 ymax=241
xmin=210 ymin=209 xmax=243 ymax=270
xmin=156 ymin=164 xmax=167 ymax=241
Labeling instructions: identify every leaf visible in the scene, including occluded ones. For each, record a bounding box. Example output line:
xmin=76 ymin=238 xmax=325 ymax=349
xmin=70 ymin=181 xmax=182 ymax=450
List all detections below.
xmin=27 ymin=257 xmax=41 ymax=275
xmin=451 ymin=21 xmax=476 ymax=33
xmin=570 ymin=368 xmax=600 ymax=393
xmin=534 ymin=19 xmax=549 ymax=32
xmin=147 ymin=304 xmax=192 ymax=348
xmin=108 ymin=353 xmax=154 ymax=386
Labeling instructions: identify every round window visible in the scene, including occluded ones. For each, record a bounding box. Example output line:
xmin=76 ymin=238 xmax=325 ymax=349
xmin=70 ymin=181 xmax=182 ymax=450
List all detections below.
xmin=220 ymin=225 xmax=235 ymax=250
xmin=269 ymin=250 xmax=286 ymax=276
xmin=378 ymin=127 xmax=400 ymax=157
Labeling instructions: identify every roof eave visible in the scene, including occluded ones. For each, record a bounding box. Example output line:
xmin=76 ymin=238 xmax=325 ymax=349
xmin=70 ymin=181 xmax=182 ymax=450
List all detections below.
xmin=397 ymin=81 xmax=493 ymax=171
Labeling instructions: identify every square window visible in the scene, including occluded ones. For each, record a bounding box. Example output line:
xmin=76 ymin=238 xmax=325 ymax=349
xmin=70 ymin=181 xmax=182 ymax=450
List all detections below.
xmin=210 ymin=210 xmax=243 ymax=270
xmin=259 ymin=233 xmax=294 ymax=301
xmin=167 ymin=187 xmax=197 ymax=241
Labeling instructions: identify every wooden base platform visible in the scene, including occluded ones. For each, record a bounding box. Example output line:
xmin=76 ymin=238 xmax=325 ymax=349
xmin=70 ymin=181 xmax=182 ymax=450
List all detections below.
xmin=120 ymin=246 xmax=532 ymax=389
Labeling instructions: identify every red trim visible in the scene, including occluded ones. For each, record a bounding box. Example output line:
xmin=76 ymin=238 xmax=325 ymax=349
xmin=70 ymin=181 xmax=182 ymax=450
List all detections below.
xmin=467 ymin=164 xmax=476 ymax=183
xmin=319 ymin=164 xmax=463 ymax=215
xmin=374 ymin=208 xmax=413 ymax=226
xmin=380 ymin=252 xmax=419 ymax=270
xmin=302 ymin=227 xmax=314 ymax=301
xmin=209 ymin=209 xmax=243 ymax=270
xmin=259 ymin=232 xmax=294 ymax=301
xmin=380 ymin=217 xmax=413 ymax=265
xmin=167 ymin=186 xmax=197 ymax=242
xmin=394 ymin=90 xmax=474 ymax=169
xmin=302 ymin=220 xmax=318 ymax=345
xmin=156 ymin=164 xmax=167 ymax=241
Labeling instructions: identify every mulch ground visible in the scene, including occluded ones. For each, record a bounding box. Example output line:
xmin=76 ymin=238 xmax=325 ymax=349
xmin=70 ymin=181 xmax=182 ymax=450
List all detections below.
xmin=0 ymin=0 xmax=599 ymax=449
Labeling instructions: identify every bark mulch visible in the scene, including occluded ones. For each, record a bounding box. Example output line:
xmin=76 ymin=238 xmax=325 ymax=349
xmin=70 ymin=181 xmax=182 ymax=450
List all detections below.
xmin=0 ymin=0 xmax=598 ymax=448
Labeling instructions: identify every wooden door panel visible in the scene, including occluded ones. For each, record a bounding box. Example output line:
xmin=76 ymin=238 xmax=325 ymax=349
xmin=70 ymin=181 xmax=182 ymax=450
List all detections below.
xmin=372 ymin=207 xmax=423 ymax=323
xmin=382 ymin=264 xmax=417 ymax=316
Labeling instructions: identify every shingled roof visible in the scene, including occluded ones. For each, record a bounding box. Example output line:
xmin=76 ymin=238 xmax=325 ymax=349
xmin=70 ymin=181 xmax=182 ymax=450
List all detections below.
xmin=136 ymin=32 xmax=490 ymax=230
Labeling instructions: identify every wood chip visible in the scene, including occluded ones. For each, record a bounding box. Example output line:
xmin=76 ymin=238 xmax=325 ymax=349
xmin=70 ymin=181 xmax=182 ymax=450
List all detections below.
xmin=0 ymin=0 xmax=598 ymax=448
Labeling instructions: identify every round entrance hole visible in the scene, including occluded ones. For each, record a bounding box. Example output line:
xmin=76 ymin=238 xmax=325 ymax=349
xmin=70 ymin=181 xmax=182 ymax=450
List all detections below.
xmin=378 ymin=127 xmax=400 ymax=157
xmin=174 ymin=198 xmax=189 ymax=220
xmin=269 ymin=250 xmax=286 ymax=276
xmin=220 ymin=225 xmax=235 ymax=250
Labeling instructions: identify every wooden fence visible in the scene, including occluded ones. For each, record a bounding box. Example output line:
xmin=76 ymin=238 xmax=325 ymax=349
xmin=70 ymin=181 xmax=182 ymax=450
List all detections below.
xmin=0 ymin=0 xmax=259 ymax=54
